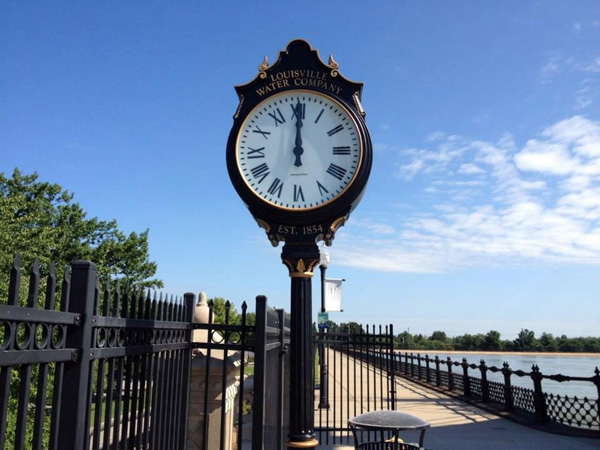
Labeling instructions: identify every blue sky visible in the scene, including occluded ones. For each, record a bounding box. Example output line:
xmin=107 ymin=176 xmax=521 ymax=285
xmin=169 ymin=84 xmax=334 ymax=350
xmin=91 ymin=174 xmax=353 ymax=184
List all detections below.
xmin=2 ymin=2 xmax=599 ymax=339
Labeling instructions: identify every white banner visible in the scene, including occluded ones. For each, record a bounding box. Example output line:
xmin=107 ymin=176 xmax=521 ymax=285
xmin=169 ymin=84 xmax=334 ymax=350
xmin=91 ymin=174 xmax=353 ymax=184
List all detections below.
xmin=324 ymin=278 xmax=343 ymax=312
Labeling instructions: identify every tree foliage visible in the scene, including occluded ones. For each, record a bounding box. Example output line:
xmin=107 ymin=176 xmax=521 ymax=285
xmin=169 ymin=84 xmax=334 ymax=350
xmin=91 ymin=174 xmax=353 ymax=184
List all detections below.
xmin=209 ymin=297 xmax=241 ymax=325
xmin=390 ymin=327 xmax=600 ymax=353
xmin=0 ymin=168 xmax=162 ymax=298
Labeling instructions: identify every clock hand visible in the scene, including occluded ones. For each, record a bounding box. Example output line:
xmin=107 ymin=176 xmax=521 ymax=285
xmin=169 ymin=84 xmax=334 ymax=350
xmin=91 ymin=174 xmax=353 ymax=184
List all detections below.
xmin=293 ymin=101 xmax=304 ymax=167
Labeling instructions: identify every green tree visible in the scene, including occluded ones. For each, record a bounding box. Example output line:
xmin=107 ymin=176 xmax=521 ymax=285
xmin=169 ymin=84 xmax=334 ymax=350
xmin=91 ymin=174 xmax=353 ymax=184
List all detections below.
xmin=452 ymin=333 xmax=485 ymax=351
xmin=539 ymin=332 xmax=558 ymax=352
xmin=483 ymin=330 xmax=502 ymax=351
xmin=209 ymin=297 xmax=241 ymax=325
xmin=396 ymin=331 xmax=414 ymax=349
xmin=339 ymin=321 xmax=364 ymax=334
xmin=430 ymin=331 xmax=448 ymax=342
xmin=0 ymin=168 xmax=162 ymax=298
xmin=514 ymin=329 xmax=537 ymax=351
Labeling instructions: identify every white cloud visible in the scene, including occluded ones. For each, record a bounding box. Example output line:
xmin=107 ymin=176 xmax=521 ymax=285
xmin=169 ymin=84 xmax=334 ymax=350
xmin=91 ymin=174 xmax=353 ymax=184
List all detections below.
xmin=539 ymin=54 xmax=600 ymax=108
xmin=514 ymin=142 xmax=578 ymax=175
xmin=540 ymin=54 xmax=563 ymax=83
xmin=335 ymin=116 xmax=600 ymax=273
xmin=577 ymin=56 xmax=600 ymax=73
xmin=515 ymin=116 xmax=600 ymax=177
xmin=374 ymin=142 xmax=401 ymax=153
xmin=426 ymin=131 xmax=445 ymax=141
xmin=458 ymin=163 xmax=485 ymax=175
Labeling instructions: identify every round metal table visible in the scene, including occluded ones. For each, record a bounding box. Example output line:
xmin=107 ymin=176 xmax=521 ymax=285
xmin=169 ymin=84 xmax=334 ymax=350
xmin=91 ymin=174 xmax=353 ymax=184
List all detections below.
xmin=348 ymin=410 xmax=430 ymax=450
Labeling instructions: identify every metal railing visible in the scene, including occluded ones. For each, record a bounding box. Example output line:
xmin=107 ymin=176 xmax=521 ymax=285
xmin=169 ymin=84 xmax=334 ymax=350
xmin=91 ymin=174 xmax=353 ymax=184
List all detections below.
xmin=0 ymin=255 xmax=193 ymax=449
xmin=191 ymin=295 xmax=290 ymax=450
xmin=314 ymin=325 xmax=395 ymax=446
xmin=393 ymin=352 xmax=600 ymax=432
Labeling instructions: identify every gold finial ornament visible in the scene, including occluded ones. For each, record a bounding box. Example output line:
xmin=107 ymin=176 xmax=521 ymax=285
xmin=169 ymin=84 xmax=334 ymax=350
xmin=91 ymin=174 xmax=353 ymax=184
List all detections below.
xmin=328 ymin=54 xmax=339 ymax=77
xmin=258 ymin=56 xmax=269 ymax=79
xmin=282 ymin=257 xmax=320 ymax=278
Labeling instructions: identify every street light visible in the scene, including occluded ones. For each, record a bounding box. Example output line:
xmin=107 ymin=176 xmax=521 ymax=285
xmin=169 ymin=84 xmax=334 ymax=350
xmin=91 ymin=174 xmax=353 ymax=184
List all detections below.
xmin=318 ymin=248 xmax=330 ymax=409
xmin=319 ymin=250 xmax=329 ymax=313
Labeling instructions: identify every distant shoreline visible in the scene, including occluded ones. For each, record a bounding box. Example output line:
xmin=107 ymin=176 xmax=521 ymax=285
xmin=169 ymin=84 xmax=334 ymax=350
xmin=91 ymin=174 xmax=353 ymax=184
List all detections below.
xmin=396 ymin=349 xmax=600 ymax=357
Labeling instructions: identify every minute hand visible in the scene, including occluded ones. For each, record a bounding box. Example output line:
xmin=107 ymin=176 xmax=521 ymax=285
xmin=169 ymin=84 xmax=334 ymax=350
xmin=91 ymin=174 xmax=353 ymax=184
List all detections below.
xmin=293 ymin=102 xmax=304 ymax=167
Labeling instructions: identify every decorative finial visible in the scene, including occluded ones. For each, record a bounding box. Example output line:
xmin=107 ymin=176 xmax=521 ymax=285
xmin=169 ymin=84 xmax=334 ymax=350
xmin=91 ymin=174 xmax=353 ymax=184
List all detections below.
xmin=328 ymin=54 xmax=339 ymax=77
xmin=259 ymin=56 xmax=269 ymax=79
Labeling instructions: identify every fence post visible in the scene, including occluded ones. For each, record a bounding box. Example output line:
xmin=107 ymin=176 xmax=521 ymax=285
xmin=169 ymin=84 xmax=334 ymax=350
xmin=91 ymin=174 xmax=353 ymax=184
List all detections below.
xmin=531 ymin=364 xmax=548 ymax=423
xmin=389 ymin=324 xmax=396 ymax=409
xmin=447 ymin=357 xmax=454 ymax=390
xmin=252 ymin=295 xmax=268 ymax=450
xmin=57 ymin=261 xmax=96 ymax=449
xmin=404 ymin=352 xmax=409 ymax=376
xmin=462 ymin=358 xmax=471 ymax=397
xmin=417 ymin=354 xmax=422 ymax=380
xmin=425 ymin=355 xmax=431 ymax=383
xmin=502 ymin=362 xmax=515 ymax=411
xmin=593 ymin=367 xmax=600 ymax=429
xmin=410 ymin=352 xmax=415 ymax=378
xmin=277 ymin=308 xmax=287 ymax=448
xmin=434 ymin=356 xmax=441 ymax=387
xmin=179 ymin=293 xmax=195 ymax=448
xmin=479 ymin=360 xmax=489 ymax=402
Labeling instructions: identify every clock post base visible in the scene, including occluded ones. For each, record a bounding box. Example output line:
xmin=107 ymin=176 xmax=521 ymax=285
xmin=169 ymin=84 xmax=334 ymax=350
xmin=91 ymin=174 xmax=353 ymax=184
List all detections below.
xmin=286 ymin=437 xmax=319 ymax=448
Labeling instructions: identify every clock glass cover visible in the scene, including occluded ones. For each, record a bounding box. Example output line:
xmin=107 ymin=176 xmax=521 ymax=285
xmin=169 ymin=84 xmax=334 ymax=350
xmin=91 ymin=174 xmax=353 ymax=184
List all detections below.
xmin=236 ymin=90 xmax=362 ymax=210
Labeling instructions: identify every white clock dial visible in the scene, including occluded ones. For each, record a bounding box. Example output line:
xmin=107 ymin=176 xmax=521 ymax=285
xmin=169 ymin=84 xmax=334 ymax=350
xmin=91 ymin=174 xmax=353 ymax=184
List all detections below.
xmin=236 ymin=90 xmax=362 ymax=210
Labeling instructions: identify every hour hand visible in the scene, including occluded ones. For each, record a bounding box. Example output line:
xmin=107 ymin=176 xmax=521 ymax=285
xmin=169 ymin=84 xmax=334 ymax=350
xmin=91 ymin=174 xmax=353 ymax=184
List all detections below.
xmin=293 ymin=101 xmax=304 ymax=167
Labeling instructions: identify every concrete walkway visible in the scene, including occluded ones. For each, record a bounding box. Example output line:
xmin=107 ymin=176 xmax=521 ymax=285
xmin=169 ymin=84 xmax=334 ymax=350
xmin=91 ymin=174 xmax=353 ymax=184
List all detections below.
xmin=317 ymin=350 xmax=600 ymax=450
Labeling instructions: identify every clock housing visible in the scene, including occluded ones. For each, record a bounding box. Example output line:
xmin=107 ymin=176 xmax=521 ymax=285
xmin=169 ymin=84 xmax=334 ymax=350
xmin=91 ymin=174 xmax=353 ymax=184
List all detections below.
xmin=226 ymin=39 xmax=372 ymax=242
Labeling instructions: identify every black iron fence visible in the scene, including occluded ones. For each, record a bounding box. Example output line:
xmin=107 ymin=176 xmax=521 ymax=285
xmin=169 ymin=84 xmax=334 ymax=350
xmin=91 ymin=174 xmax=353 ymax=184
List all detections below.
xmin=0 ymin=256 xmax=292 ymax=450
xmin=0 ymin=255 xmax=193 ymax=449
xmin=314 ymin=325 xmax=395 ymax=446
xmin=191 ymin=295 xmax=290 ymax=450
xmin=392 ymin=352 xmax=600 ymax=432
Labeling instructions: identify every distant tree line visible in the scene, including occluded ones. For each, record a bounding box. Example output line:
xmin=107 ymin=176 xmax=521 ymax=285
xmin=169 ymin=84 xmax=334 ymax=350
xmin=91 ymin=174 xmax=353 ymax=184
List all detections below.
xmin=394 ymin=328 xmax=600 ymax=353
xmin=207 ymin=306 xmax=599 ymax=354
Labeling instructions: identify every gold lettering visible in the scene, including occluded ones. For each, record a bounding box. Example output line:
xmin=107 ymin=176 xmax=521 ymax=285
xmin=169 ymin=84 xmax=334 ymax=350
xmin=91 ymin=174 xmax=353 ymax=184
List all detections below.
xmin=260 ymin=70 xmax=337 ymax=96
xmin=278 ymin=224 xmax=298 ymax=235
xmin=302 ymin=224 xmax=325 ymax=235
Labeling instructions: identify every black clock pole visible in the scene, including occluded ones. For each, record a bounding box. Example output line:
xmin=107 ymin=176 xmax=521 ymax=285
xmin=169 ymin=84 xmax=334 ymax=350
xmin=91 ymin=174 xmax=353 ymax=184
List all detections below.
xmin=281 ymin=242 xmax=320 ymax=449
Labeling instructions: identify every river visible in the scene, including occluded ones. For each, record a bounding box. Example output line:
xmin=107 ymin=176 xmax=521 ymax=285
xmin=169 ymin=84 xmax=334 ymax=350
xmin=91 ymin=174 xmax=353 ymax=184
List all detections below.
xmin=399 ymin=352 xmax=600 ymax=399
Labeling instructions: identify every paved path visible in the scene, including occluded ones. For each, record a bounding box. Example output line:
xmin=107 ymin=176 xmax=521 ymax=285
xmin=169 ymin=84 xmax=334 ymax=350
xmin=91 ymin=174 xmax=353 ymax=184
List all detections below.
xmin=317 ymin=349 xmax=600 ymax=450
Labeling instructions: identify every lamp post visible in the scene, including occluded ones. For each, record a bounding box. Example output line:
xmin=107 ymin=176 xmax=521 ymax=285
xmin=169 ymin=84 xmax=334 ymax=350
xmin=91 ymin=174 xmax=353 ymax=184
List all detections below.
xmin=318 ymin=249 xmax=330 ymax=409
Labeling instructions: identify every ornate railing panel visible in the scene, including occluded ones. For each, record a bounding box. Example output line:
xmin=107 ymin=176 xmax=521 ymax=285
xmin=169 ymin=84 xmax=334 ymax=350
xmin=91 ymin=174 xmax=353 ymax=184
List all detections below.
xmin=0 ymin=255 xmax=194 ymax=449
xmin=546 ymin=393 xmax=600 ymax=429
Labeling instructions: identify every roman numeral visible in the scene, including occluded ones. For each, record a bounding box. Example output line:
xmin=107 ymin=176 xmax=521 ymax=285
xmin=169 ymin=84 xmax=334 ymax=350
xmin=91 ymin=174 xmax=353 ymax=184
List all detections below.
xmin=291 ymin=103 xmax=305 ymax=120
xmin=327 ymin=164 xmax=347 ymax=180
xmin=315 ymin=108 xmax=324 ymax=124
xmin=317 ymin=181 xmax=329 ymax=196
xmin=250 ymin=163 xmax=270 ymax=183
xmin=267 ymin=178 xmax=284 ymax=198
xmin=268 ymin=108 xmax=286 ymax=126
xmin=252 ymin=126 xmax=271 ymax=139
xmin=327 ymin=125 xmax=344 ymax=136
xmin=247 ymin=146 xmax=265 ymax=158
xmin=333 ymin=146 xmax=351 ymax=155
xmin=293 ymin=184 xmax=305 ymax=202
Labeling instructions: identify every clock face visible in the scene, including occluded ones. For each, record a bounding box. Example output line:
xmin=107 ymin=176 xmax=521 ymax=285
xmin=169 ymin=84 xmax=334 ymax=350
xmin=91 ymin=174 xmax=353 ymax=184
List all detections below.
xmin=236 ymin=90 xmax=363 ymax=211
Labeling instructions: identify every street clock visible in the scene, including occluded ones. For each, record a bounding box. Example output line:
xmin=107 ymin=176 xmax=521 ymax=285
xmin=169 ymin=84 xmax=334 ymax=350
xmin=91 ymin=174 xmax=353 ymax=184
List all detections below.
xmin=225 ymin=39 xmax=373 ymax=449
xmin=226 ymin=39 xmax=372 ymax=246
